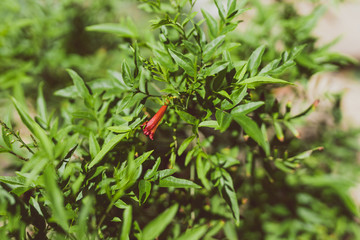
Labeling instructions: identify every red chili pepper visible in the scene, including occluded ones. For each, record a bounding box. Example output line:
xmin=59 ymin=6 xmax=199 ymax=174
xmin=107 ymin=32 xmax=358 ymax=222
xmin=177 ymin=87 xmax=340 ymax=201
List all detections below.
xmin=141 ymin=104 xmax=168 ymax=140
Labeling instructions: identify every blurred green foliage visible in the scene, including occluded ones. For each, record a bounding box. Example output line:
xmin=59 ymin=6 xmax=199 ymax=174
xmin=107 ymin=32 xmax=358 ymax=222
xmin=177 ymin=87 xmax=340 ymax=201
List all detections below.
xmin=0 ymin=0 xmax=359 ymax=239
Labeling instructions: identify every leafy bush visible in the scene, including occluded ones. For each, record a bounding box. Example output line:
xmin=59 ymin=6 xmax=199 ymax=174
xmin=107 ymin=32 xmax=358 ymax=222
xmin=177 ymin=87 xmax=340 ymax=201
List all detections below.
xmin=0 ymin=0 xmax=359 ymax=239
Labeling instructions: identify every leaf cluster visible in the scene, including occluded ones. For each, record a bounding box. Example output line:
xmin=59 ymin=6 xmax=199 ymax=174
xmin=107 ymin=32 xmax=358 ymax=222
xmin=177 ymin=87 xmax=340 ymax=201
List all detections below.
xmin=0 ymin=0 xmax=359 ymax=239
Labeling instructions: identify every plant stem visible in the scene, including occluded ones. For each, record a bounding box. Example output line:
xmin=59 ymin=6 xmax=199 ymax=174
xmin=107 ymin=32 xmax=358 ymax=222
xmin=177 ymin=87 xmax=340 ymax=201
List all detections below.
xmin=0 ymin=120 xmax=35 ymax=154
xmin=0 ymin=145 xmax=28 ymax=161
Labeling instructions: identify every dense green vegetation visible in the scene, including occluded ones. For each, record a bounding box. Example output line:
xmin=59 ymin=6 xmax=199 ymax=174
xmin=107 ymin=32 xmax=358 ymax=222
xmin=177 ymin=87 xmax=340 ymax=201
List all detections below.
xmin=0 ymin=0 xmax=358 ymax=239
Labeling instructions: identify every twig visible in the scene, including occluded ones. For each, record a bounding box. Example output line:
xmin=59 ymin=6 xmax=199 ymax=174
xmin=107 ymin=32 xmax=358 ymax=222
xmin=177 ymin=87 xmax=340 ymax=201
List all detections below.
xmin=0 ymin=145 xmax=28 ymax=161
xmin=0 ymin=120 xmax=34 ymax=154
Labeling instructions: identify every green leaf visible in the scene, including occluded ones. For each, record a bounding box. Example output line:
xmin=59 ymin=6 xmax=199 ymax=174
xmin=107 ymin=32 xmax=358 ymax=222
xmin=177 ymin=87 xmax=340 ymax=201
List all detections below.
xmin=289 ymin=100 xmax=319 ymax=120
xmin=224 ymin=184 xmax=240 ymax=225
xmin=71 ymin=111 xmax=96 ymax=121
xmin=76 ymin=196 xmax=93 ymax=240
xmin=142 ymin=204 xmax=179 ymax=240
xmin=214 ymin=0 xmax=226 ymax=21
xmin=185 ymin=147 xmax=196 ymax=166
xmin=283 ymin=121 xmax=300 ymax=138
xmin=183 ymin=39 xmax=200 ymax=54
xmin=138 ymin=180 xmax=151 ymax=205
xmin=122 ymin=60 xmax=134 ymax=86
xmin=157 ymin=169 xmax=177 ymax=180
xmin=30 ymin=197 xmax=44 ymax=217
xmin=231 ymin=101 xmax=264 ymax=115
xmin=224 ymin=221 xmax=238 ymax=240
xmin=274 ymin=121 xmax=284 ymax=142
xmin=203 ymin=35 xmax=226 ymax=62
xmin=11 ymin=97 xmax=54 ymax=158
xmin=209 ymin=69 xmax=227 ymax=91
xmin=169 ymin=49 xmax=195 ymax=77
xmin=221 ymin=86 xmax=247 ymax=110
xmin=215 ymin=110 xmax=232 ymax=132
xmin=108 ymin=70 xmax=132 ymax=90
xmin=112 ymin=217 xmax=122 ymax=222
xmin=153 ymin=45 xmax=178 ymax=72
xmin=0 ymin=175 xmax=26 ymax=186
xmin=158 ymin=176 xmax=201 ymax=189
xmin=288 ymin=147 xmax=324 ymax=161
xmin=37 ymin=82 xmax=47 ymax=124
xmin=114 ymin=199 xmax=128 ymax=209
xmin=204 ymin=221 xmax=225 ymax=239
xmin=217 ymin=90 xmax=232 ymax=102
xmin=258 ymin=58 xmax=281 ymax=75
xmin=176 ymin=110 xmax=197 ymax=124
xmin=235 ymin=61 xmax=248 ymax=82
xmin=227 ymin=0 xmax=237 ymax=18
xmin=66 ymin=69 xmax=93 ymax=108
xmin=43 ymin=165 xmax=69 ymax=231
xmin=198 ymin=120 xmax=219 ymax=129
xmin=239 ymin=76 xmax=292 ymax=89
xmin=274 ymin=160 xmax=294 ymax=173
xmin=134 ymin=150 xmax=154 ymax=168
xmin=201 ymin=9 xmax=218 ymax=38
xmin=267 ymin=60 xmax=296 ymax=76
xmin=203 ymin=61 xmax=229 ymax=76
xmin=86 ymin=23 xmax=137 ymax=38
xmin=176 ymin=225 xmax=208 ymax=240
xmin=144 ymin=158 xmax=161 ymax=180
xmin=54 ymin=86 xmax=78 ymax=98
xmin=89 ymin=132 xmax=100 ymax=159
xmin=178 ymin=135 xmax=195 ymax=156
xmin=88 ymin=134 xmax=126 ymax=169
xmin=248 ymin=45 xmax=266 ymax=77
xmin=107 ymin=125 xmax=131 ymax=133
xmin=300 ymin=175 xmax=357 ymax=215
xmin=11 ymin=186 xmax=32 ymax=196
xmin=1 ymin=116 xmax=12 ymax=150
xmin=196 ymin=156 xmax=211 ymax=190
xmin=290 ymin=44 xmax=306 ymax=59
xmin=22 ymin=153 xmax=48 ymax=184
xmin=132 ymin=41 xmax=141 ymax=78
xmin=139 ymin=67 xmax=148 ymax=94
xmin=232 ymin=114 xmax=269 ymax=155
xmin=121 ymin=206 xmax=133 ymax=240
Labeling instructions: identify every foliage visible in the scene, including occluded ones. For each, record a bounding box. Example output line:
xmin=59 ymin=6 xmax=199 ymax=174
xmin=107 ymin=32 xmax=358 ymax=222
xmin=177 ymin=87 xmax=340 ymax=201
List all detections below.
xmin=0 ymin=0 xmax=359 ymax=239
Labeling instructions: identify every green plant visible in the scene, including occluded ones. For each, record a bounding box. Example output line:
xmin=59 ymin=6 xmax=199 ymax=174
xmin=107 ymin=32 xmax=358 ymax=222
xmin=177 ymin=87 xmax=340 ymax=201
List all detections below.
xmin=0 ymin=0 xmax=358 ymax=239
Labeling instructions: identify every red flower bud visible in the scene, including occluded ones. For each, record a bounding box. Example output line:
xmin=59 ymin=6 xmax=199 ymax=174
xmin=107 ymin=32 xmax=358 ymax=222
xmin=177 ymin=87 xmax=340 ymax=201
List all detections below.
xmin=141 ymin=105 xmax=168 ymax=140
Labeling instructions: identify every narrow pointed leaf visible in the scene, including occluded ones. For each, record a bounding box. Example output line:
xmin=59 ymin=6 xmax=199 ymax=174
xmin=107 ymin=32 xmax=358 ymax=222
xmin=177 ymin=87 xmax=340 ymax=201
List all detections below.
xmin=178 ymin=135 xmax=195 ymax=156
xmin=203 ymin=35 xmax=226 ymax=62
xmin=142 ymin=204 xmax=179 ymax=240
xmin=43 ymin=165 xmax=69 ymax=231
xmin=88 ymin=134 xmax=126 ymax=168
xmin=177 ymin=225 xmax=208 ymax=240
xmin=121 ymin=206 xmax=133 ymax=240
xmin=159 ymin=176 xmax=201 ymax=189
xmin=86 ymin=23 xmax=137 ymax=38
xmin=248 ymin=45 xmax=266 ymax=77
xmin=231 ymin=101 xmax=264 ymax=115
xmin=169 ymin=49 xmax=195 ymax=77
xmin=199 ymin=120 xmax=219 ymax=129
xmin=239 ymin=76 xmax=292 ymax=88
xmin=232 ymin=114 xmax=269 ymax=155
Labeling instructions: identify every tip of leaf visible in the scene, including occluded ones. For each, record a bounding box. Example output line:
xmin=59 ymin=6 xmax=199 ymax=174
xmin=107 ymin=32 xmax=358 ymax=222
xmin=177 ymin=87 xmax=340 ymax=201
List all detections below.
xmin=312 ymin=99 xmax=320 ymax=109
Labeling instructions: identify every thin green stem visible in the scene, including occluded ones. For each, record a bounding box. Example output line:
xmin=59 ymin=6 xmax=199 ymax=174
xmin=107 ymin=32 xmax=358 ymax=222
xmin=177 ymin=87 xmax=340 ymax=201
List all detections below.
xmin=0 ymin=120 xmax=35 ymax=155
xmin=0 ymin=145 xmax=28 ymax=161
